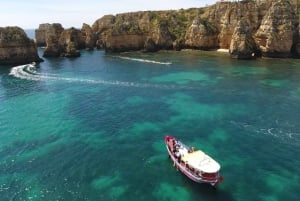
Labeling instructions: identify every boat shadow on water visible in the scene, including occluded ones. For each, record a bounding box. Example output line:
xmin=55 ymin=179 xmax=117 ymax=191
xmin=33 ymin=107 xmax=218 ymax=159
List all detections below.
xmin=164 ymin=157 xmax=236 ymax=201
xmin=181 ymin=176 xmax=236 ymax=201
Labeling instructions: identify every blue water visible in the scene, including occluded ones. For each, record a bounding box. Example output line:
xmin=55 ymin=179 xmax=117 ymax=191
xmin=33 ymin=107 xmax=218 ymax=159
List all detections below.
xmin=24 ymin=29 xmax=35 ymax=39
xmin=0 ymin=49 xmax=300 ymax=201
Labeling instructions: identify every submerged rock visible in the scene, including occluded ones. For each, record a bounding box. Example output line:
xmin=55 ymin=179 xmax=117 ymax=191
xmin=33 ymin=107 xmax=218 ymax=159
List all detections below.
xmin=0 ymin=26 xmax=42 ymax=65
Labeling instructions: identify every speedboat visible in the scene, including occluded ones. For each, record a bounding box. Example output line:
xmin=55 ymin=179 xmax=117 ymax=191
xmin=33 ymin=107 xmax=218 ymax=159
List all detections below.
xmin=165 ymin=135 xmax=223 ymax=188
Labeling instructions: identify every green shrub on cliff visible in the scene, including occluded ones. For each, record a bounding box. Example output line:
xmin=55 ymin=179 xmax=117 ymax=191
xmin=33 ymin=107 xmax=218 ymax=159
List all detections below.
xmin=147 ymin=8 xmax=208 ymax=40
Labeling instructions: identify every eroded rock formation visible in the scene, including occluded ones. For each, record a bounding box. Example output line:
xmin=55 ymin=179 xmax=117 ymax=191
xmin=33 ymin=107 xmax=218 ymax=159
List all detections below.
xmin=185 ymin=18 xmax=218 ymax=50
xmin=36 ymin=23 xmax=65 ymax=57
xmin=81 ymin=23 xmax=96 ymax=50
xmin=35 ymin=0 xmax=300 ymax=59
xmin=43 ymin=35 xmax=60 ymax=57
xmin=0 ymin=26 xmax=42 ymax=65
xmin=254 ymin=0 xmax=298 ymax=57
xmin=42 ymin=26 xmax=85 ymax=57
xmin=58 ymin=28 xmax=85 ymax=57
xmin=35 ymin=23 xmax=64 ymax=47
xmin=229 ymin=18 xmax=259 ymax=59
xmin=90 ymin=0 xmax=299 ymax=58
xmin=296 ymin=27 xmax=300 ymax=56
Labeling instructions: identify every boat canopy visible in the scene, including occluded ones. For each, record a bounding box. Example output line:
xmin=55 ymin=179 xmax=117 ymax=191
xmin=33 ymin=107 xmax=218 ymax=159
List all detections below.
xmin=181 ymin=150 xmax=220 ymax=173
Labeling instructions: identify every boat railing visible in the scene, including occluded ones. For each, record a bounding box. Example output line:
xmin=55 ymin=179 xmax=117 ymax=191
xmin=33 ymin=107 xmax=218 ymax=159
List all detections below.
xmin=200 ymin=172 xmax=219 ymax=181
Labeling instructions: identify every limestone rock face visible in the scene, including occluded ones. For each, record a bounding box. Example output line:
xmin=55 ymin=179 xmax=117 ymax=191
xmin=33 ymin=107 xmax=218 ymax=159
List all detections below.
xmin=39 ymin=23 xmax=65 ymax=57
xmin=185 ymin=18 xmax=218 ymax=50
xmin=144 ymin=37 xmax=157 ymax=52
xmin=35 ymin=23 xmax=64 ymax=47
xmin=37 ymin=0 xmax=298 ymax=58
xmin=58 ymin=28 xmax=85 ymax=57
xmin=92 ymin=15 xmax=116 ymax=49
xmin=99 ymin=13 xmax=148 ymax=52
xmin=81 ymin=23 xmax=96 ymax=50
xmin=104 ymin=32 xmax=146 ymax=52
xmin=255 ymin=0 xmax=298 ymax=57
xmin=0 ymin=26 xmax=42 ymax=65
xmin=173 ymin=39 xmax=184 ymax=51
xmin=230 ymin=19 xmax=258 ymax=59
xmin=150 ymin=23 xmax=174 ymax=50
xmin=296 ymin=28 xmax=300 ymax=56
xmin=43 ymin=35 xmax=61 ymax=57
xmin=203 ymin=1 xmax=266 ymax=49
xmin=92 ymin=15 xmax=115 ymax=33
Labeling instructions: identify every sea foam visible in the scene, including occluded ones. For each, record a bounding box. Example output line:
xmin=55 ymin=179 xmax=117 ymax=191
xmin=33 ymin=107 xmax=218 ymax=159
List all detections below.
xmin=9 ymin=64 xmax=194 ymax=90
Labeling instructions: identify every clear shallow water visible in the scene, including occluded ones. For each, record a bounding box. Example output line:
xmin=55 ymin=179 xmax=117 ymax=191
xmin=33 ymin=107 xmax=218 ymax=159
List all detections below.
xmin=0 ymin=49 xmax=300 ymax=201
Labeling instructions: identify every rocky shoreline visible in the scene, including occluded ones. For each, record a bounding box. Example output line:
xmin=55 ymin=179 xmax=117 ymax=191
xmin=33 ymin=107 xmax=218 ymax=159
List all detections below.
xmin=1 ymin=0 xmax=300 ymax=65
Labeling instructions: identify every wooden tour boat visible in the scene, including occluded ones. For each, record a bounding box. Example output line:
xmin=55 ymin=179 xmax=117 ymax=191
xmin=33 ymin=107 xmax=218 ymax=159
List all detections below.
xmin=165 ymin=135 xmax=223 ymax=188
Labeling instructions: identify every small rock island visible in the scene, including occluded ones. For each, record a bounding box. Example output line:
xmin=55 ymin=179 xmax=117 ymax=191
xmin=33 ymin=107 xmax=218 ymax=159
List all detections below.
xmin=0 ymin=27 xmax=42 ymax=65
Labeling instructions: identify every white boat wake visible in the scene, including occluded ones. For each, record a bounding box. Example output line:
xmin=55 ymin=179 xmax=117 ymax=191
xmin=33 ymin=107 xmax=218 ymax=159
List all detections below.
xmin=230 ymin=120 xmax=300 ymax=146
xmin=9 ymin=63 xmax=193 ymax=90
xmin=116 ymin=56 xmax=172 ymax=65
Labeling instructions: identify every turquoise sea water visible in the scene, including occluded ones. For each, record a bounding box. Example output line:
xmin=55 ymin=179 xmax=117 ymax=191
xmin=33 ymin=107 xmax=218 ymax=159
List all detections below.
xmin=0 ymin=49 xmax=300 ymax=201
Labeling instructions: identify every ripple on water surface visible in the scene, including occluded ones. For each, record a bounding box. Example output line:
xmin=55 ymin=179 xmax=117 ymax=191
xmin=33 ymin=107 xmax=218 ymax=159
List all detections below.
xmin=0 ymin=51 xmax=300 ymax=201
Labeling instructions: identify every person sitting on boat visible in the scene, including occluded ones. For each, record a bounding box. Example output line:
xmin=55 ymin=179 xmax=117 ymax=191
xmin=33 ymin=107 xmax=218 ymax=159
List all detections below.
xmin=177 ymin=154 xmax=181 ymax=163
xmin=188 ymin=146 xmax=195 ymax=153
xmin=175 ymin=150 xmax=180 ymax=158
xmin=173 ymin=141 xmax=179 ymax=153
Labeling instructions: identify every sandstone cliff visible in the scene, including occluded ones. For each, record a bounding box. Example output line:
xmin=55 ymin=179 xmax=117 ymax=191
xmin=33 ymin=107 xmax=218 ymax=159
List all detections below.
xmin=35 ymin=0 xmax=299 ymax=59
xmin=92 ymin=10 xmax=202 ymax=52
xmin=185 ymin=18 xmax=218 ymax=50
xmin=0 ymin=26 xmax=42 ymax=65
xmin=35 ymin=23 xmax=64 ymax=47
xmin=91 ymin=0 xmax=299 ymax=58
xmin=255 ymin=0 xmax=298 ymax=57
xmin=58 ymin=28 xmax=85 ymax=57
xmin=37 ymin=24 xmax=92 ymax=57
xmin=229 ymin=18 xmax=259 ymax=59
xmin=36 ymin=23 xmax=65 ymax=57
xmin=81 ymin=23 xmax=96 ymax=50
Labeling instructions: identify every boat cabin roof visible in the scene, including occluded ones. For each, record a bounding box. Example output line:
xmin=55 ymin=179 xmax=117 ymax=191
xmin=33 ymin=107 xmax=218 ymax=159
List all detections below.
xmin=181 ymin=150 xmax=220 ymax=173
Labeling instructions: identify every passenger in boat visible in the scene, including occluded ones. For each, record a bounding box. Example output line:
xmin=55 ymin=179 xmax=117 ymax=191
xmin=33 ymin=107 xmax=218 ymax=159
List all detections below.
xmin=186 ymin=164 xmax=189 ymax=171
xmin=168 ymin=139 xmax=174 ymax=153
xmin=175 ymin=150 xmax=180 ymax=158
xmin=177 ymin=155 xmax=181 ymax=163
xmin=173 ymin=141 xmax=180 ymax=153
xmin=188 ymin=146 xmax=195 ymax=153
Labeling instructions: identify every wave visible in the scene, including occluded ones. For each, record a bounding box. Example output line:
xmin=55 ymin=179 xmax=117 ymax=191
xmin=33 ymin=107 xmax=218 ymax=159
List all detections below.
xmin=230 ymin=120 xmax=300 ymax=146
xmin=9 ymin=64 xmax=193 ymax=90
xmin=116 ymin=56 xmax=172 ymax=65
xmin=9 ymin=63 xmax=60 ymax=81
